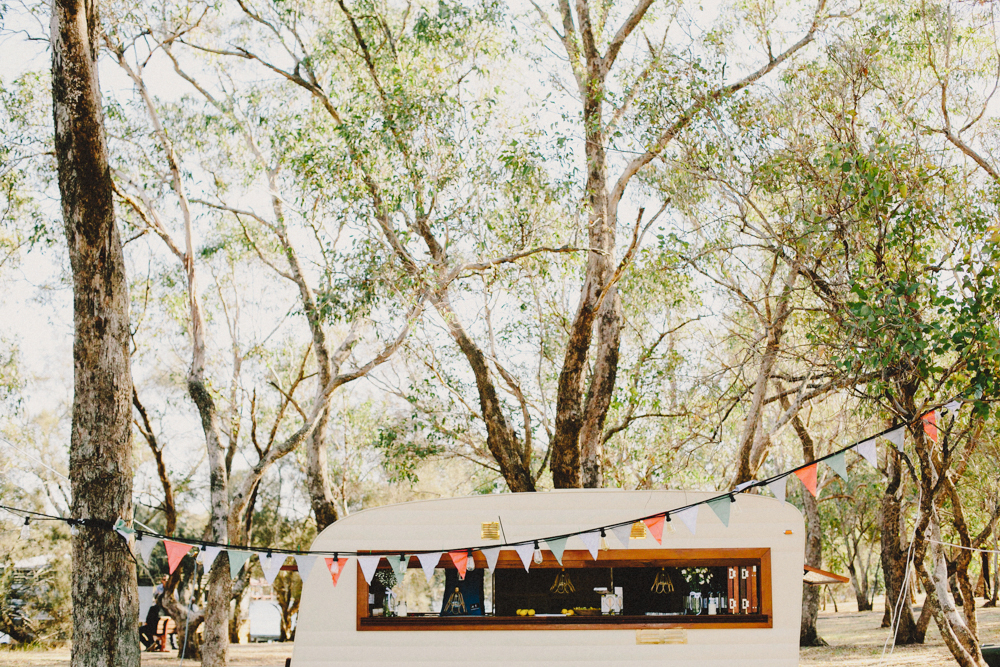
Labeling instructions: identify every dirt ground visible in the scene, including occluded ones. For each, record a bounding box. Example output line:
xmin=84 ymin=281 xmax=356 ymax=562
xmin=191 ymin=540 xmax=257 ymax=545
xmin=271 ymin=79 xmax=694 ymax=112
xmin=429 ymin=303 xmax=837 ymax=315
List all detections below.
xmin=4 ymin=597 xmax=999 ymax=666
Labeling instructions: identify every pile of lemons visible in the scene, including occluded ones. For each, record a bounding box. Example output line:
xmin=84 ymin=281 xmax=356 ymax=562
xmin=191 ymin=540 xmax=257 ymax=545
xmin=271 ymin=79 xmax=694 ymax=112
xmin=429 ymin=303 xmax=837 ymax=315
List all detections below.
xmin=515 ymin=609 xmax=535 ymax=616
xmin=560 ymin=609 xmax=576 ymax=616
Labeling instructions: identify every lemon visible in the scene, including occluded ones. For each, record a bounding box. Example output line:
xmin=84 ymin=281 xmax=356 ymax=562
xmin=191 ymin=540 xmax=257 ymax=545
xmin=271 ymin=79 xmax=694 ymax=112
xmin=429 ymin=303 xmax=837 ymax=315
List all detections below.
xmin=527 ymin=609 xmax=535 ymax=616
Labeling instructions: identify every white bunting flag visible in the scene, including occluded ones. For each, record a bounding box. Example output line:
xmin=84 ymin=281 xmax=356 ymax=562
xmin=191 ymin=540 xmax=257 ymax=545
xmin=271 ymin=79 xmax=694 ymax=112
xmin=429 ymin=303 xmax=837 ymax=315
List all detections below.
xmin=198 ymin=545 xmax=223 ymax=571
xmin=884 ymin=427 xmax=905 ymax=451
xmin=944 ymin=400 xmax=961 ymax=414
xmin=416 ymin=552 xmax=442 ymax=583
xmin=513 ymin=543 xmax=534 ymax=572
xmin=855 ymin=439 xmax=877 ymax=468
xmin=674 ymin=506 xmax=699 ymax=535
xmin=357 ymin=556 xmax=382 ymax=585
xmin=481 ymin=547 xmax=502 ymax=573
xmin=735 ymin=481 xmax=755 ymax=492
xmin=610 ymin=524 xmax=632 ymax=549
xmin=578 ymin=531 xmax=601 ymax=560
xmin=294 ymin=555 xmax=318 ymax=582
xmin=261 ymin=554 xmax=286 ymax=585
xmin=137 ymin=535 xmax=160 ymax=566
xmin=767 ymin=476 xmax=787 ymax=504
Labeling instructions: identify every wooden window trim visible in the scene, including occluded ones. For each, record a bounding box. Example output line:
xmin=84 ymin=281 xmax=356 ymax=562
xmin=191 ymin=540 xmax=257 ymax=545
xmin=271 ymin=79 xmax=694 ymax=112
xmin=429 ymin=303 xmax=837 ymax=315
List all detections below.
xmin=356 ymin=548 xmax=772 ymax=631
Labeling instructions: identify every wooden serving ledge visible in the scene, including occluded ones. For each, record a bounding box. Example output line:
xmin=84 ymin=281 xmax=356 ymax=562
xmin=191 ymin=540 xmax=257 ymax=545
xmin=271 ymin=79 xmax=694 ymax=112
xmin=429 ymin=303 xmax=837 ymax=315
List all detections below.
xmin=358 ymin=613 xmax=771 ymax=631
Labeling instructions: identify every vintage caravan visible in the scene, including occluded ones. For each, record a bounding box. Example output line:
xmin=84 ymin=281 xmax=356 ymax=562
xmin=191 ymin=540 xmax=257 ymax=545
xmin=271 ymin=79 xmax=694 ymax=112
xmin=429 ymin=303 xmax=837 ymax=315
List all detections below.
xmin=292 ymin=489 xmax=805 ymax=666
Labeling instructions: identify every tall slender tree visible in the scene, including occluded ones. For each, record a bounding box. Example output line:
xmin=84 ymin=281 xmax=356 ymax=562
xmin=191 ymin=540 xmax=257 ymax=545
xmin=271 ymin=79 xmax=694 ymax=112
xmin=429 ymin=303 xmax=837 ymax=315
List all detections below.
xmin=50 ymin=0 xmax=139 ymax=666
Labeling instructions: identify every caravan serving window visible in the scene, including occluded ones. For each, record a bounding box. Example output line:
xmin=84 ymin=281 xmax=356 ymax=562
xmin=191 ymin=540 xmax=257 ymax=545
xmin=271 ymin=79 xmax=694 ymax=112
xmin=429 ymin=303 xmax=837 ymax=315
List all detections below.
xmin=357 ymin=548 xmax=771 ymax=631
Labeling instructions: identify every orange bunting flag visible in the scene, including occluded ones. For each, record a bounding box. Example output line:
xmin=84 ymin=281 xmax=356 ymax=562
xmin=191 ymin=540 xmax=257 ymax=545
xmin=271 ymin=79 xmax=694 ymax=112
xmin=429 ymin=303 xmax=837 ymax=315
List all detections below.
xmin=164 ymin=540 xmax=193 ymax=574
xmin=448 ymin=550 xmax=468 ymax=580
xmin=922 ymin=411 xmax=938 ymax=442
xmin=325 ymin=557 xmax=349 ymax=587
xmin=794 ymin=463 xmax=819 ymax=498
xmin=643 ymin=515 xmax=665 ymax=544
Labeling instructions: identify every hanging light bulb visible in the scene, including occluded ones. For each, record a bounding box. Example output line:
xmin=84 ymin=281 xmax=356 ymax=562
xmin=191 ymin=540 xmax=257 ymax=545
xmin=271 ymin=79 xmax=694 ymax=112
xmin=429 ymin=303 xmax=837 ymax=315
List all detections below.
xmin=599 ymin=528 xmax=609 ymax=551
xmin=665 ymin=513 xmax=675 ymax=533
xmin=332 ymin=553 xmax=339 ymax=574
xmin=20 ymin=517 xmax=30 ymax=540
xmin=466 ymin=550 xmax=476 ymax=571
xmin=532 ymin=541 xmax=543 ymax=564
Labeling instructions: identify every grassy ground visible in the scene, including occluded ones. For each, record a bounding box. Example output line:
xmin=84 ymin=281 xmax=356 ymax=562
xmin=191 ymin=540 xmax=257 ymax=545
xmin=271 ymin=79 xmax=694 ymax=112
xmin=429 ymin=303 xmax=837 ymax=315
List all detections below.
xmin=4 ymin=597 xmax=999 ymax=666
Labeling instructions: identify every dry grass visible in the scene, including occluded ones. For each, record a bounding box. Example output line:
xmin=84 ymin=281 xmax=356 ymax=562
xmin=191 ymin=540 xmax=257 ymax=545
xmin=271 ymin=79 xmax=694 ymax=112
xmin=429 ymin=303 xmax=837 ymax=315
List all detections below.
xmin=4 ymin=598 xmax=999 ymax=666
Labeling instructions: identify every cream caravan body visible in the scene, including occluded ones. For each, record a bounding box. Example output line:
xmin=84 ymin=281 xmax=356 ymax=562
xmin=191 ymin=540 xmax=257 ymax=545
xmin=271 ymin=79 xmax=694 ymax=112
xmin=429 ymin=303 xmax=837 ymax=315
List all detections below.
xmin=292 ymin=489 xmax=804 ymax=666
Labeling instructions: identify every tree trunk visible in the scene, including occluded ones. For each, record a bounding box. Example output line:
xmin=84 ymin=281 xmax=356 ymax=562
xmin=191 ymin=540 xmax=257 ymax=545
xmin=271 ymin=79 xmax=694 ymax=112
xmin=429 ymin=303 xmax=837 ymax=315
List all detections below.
xmin=580 ymin=290 xmax=621 ymax=488
xmin=880 ymin=447 xmax=920 ymax=643
xmin=50 ymin=1 xmax=139 ymax=665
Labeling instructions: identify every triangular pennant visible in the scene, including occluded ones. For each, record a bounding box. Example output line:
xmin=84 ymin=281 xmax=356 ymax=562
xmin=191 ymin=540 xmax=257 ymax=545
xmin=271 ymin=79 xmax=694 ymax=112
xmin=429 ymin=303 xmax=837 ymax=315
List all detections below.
xmin=513 ymin=543 xmax=534 ymax=571
xmin=325 ymin=557 xmax=349 ymax=587
xmin=643 ymin=515 xmax=665 ymax=544
xmin=448 ymin=551 xmax=468 ymax=580
xmin=545 ymin=537 xmax=568 ymax=564
xmin=114 ymin=518 xmax=135 ymax=543
xmin=610 ymin=525 xmax=632 ymax=550
xmin=855 ymin=439 xmax=877 ymax=468
xmin=416 ymin=552 xmax=442 ymax=583
xmin=826 ymin=451 xmax=848 ymax=481
xmin=795 ymin=463 xmax=819 ymax=497
xmin=674 ymin=506 xmax=699 ymax=535
xmin=357 ymin=556 xmax=382 ymax=585
xmin=198 ymin=545 xmax=223 ymax=572
xmin=922 ymin=411 xmax=938 ymax=442
xmin=735 ymin=481 xmax=755 ymax=492
xmin=392 ymin=555 xmax=410 ymax=579
xmin=943 ymin=400 xmax=961 ymax=414
xmin=261 ymin=554 xmax=286 ymax=585
xmin=884 ymin=427 xmax=905 ymax=451
xmin=481 ymin=547 xmax=501 ymax=573
xmin=577 ymin=531 xmax=600 ymax=560
xmin=228 ymin=551 xmax=252 ymax=579
xmin=767 ymin=476 xmax=787 ymax=504
xmin=706 ymin=497 xmax=731 ymax=528
xmin=137 ymin=535 xmax=160 ymax=566
xmin=164 ymin=540 xmax=193 ymax=575
xmin=294 ymin=555 xmax=318 ymax=582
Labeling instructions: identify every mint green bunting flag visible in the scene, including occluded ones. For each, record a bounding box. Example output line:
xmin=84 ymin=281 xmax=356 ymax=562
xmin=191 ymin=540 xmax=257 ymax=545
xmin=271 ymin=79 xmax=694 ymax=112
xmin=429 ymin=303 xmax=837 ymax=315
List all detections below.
xmin=706 ymin=497 xmax=731 ymax=527
xmin=228 ymin=551 xmax=251 ymax=579
xmin=545 ymin=537 xmax=568 ymax=565
xmin=827 ymin=451 xmax=848 ymax=481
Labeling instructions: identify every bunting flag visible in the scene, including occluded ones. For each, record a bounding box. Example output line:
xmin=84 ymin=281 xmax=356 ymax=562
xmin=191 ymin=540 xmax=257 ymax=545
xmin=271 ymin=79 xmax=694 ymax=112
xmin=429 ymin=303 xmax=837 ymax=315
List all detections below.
xmin=884 ymin=427 xmax=905 ymax=451
xmin=545 ymin=537 xmax=568 ymax=564
xmin=416 ymin=552 xmax=442 ymax=582
xmin=114 ymin=518 xmax=135 ymax=543
xmin=261 ymin=554 xmax=286 ymax=585
xmin=578 ymin=531 xmax=600 ymax=559
xmin=164 ymin=540 xmax=193 ymax=574
xmin=481 ymin=547 xmax=501 ymax=573
xmin=610 ymin=524 xmax=632 ymax=550
xmin=706 ymin=497 xmax=731 ymax=527
xmin=357 ymin=556 xmax=381 ymax=585
xmin=198 ymin=545 xmax=223 ymax=572
xmin=944 ymin=400 xmax=961 ymax=414
xmin=674 ymin=506 xmax=699 ymax=535
xmin=827 ymin=451 xmax=848 ymax=481
xmin=228 ymin=551 xmax=252 ymax=579
xmin=513 ymin=543 xmax=534 ymax=571
xmin=294 ymin=555 xmax=318 ymax=582
xmin=137 ymin=535 xmax=160 ymax=565
xmin=735 ymin=481 xmax=755 ymax=492
xmin=325 ymin=557 xmax=349 ymax=586
xmin=392 ymin=555 xmax=410 ymax=579
xmin=795 ymin=463 xmax=819 ymax=497
xmin=448 ymin=551 xmax=468 ymax=580
xmin=643 ymin=515 xmax=665 ymax=544
xmin=922 ymin=411 xmax=938 ymax=442
xmin=767 ymin=476 xmax=787 ymax=504
xmin=855 ymin=439 xmax=877 ymax=468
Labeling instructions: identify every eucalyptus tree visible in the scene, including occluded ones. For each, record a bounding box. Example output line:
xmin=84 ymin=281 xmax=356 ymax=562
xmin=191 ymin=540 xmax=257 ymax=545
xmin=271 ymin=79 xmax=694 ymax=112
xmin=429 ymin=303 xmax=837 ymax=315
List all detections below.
xmin=49 ymin=0 xmax=138 ymax=666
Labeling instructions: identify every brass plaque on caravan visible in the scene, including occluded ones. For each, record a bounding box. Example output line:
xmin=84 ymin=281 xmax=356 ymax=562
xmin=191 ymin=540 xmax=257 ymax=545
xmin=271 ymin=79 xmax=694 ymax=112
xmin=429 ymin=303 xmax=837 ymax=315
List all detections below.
xmin=636 ymin=629 xmax=687 ymax=645
xmin=480 ymin=522 xmax=501 ymax=540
